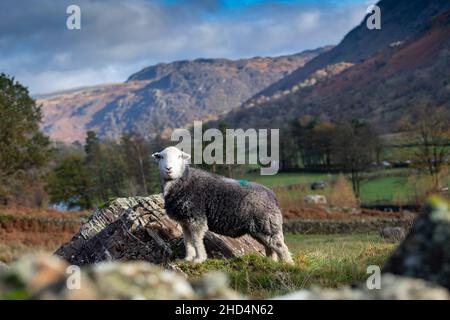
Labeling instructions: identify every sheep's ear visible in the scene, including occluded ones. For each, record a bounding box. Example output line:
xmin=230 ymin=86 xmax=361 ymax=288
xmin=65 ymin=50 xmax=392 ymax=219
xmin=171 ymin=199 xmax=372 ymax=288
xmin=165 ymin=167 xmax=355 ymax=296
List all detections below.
xmin=181 ymin=151 xmax=191 ymax=161
xmin=152 ymin=152 xmax=162 ymax=161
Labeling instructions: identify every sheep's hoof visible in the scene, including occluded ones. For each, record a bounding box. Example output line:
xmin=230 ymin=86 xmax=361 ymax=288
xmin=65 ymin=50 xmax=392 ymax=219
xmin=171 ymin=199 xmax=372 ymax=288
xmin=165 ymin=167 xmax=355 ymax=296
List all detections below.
xmin=184 ymin=256 xmax=195 ymax=262
xmin=283 ymin=257 xmax=295 ymax=265
xmin=192 ymin=257 xmax=207 ymax=264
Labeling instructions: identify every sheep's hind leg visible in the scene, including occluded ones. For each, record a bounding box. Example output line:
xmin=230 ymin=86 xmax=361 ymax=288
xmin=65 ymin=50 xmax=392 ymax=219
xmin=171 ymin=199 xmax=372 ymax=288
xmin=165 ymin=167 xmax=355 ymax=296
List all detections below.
xmin=254 ymin=238 xmax=278 ymax=261
xmin=272 ymin=232 xmax=294 ymax=264
xmin=266 ymin=247 xmax=279 ymax=262
xmin=256 ymin=233 xmax=294 ymax=265
xmin=191 ymin=220 xmax=208 ymax=264
xmin=180 ymin=223 xmax=196 ymax=262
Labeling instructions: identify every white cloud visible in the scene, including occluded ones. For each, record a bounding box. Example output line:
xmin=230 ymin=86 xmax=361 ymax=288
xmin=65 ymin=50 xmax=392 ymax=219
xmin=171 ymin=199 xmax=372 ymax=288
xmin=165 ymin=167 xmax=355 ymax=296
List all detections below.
xmin=295 ymin=11 xmax=321 ymax=32
xmin=0 ymin=0 xmax=368 ymax=94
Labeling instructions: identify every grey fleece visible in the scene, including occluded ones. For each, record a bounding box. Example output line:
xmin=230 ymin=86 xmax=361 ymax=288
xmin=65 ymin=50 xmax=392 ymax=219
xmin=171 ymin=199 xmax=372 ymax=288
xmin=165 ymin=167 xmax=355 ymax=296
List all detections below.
xmin=163 ymin=167 xmax=283 ymax=238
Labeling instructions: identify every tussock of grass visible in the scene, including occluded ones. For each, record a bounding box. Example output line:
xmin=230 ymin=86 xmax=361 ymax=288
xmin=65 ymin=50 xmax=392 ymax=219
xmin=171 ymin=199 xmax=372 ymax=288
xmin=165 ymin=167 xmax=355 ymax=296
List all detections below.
xmin=175 ymin=233 xmax=397 ymax=299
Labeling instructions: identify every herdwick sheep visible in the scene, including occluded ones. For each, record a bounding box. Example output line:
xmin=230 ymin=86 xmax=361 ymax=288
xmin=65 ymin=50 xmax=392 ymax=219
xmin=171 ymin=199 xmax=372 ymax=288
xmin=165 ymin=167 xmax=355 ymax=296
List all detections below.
xmin=152 ymin=146 xmax=294 ymax=264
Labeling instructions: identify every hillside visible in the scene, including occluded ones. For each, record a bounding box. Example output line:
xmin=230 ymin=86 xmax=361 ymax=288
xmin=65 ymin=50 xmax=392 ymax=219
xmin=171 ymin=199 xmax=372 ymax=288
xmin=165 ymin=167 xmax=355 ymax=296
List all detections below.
xmin=39 ymin=48 xmax=330 ymax=143
xmin=219 ymin=1 xmax=450 ymax=131
xmin=247 ymin=0 xmax=450 ymax=102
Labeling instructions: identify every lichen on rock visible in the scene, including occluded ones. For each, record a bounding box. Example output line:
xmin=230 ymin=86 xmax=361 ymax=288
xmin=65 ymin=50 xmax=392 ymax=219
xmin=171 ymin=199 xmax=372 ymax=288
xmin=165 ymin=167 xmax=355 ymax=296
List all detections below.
xmin=0 ymin=254 xmax=243 ymax=300
xmin=276 ymin=273 xmax=450 ymax=300
xmin=383 ymin=197 xmax=450 ymax=289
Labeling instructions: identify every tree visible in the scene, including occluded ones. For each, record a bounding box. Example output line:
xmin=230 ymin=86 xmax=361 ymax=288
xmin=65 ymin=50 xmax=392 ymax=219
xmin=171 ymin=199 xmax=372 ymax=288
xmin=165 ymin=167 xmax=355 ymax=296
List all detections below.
xmin=217 ymin=121 xmax=236 ymax=177
xmin=121 ymin=132 xmax=161 ymax=195
xmin=84 ymin=130 xmax=100 ymax=164
xmin=411 ymin=106 xmax=450 ymax=188
xmin=312 ymin=121 xmax=335 ymax=169
xmin=122 ymin=133 xmax=149 ymax=194
xmin=0 ymin=74 xmax=52 ymax=204
xmin=283 ymin=116 xmax=335 ymax=169
xmin=84 ymin=131 xmax=129 ymax=202
xmin=331 ymin=120 xmax=379 ymax=198
xmin=46 ymin=154 xmax=94 ymax=209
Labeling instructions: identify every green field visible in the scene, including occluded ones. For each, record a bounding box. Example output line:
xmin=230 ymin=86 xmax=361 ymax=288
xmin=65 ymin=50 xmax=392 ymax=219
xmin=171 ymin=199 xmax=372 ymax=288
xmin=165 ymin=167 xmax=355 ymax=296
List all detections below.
xmin=177 ymin=233 xmax=397 ymax=298
xmin=360 ymin=175 xmax=410 ymax=204
xmin=243 ymin=172 xmax=333 ymax=188
xmin=240 ymin=168 xmax=446 ymax=205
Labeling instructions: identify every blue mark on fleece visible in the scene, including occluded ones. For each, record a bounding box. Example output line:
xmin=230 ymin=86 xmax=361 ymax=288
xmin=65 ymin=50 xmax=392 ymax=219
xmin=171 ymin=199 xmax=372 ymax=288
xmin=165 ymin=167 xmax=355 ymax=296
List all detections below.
xmin=238 ymin=179 xmax=250 ymax=187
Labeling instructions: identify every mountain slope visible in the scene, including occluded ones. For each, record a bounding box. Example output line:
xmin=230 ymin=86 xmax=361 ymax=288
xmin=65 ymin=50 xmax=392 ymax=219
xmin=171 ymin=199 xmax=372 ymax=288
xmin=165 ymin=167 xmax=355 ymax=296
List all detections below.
xmin=246 ymin=0 xmax=450 ymax=104
xmin=219 ymin=0 xmax=450 ymax=131
xmin=39 ymin=47 xmax=330 ymax=143
xmin=226 ymin=10 xmax=450 ymax=130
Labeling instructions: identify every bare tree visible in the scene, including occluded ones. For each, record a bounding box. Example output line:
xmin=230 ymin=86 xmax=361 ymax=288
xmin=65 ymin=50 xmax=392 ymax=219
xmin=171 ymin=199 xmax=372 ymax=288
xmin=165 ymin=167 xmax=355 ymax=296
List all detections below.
xmin=412 ymin=106 xmax=450 ymax=188
xmin=121 ymin=132 xmax=152 ymax=195
xmin=331 ymin=120 xmax=379 ymax=198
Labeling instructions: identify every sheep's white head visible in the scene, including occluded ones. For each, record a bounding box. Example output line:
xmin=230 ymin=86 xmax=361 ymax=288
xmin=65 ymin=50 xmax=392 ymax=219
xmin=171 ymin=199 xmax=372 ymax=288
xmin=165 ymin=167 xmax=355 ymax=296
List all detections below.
xmin=152 ymin=146 xmax=191 ymax=181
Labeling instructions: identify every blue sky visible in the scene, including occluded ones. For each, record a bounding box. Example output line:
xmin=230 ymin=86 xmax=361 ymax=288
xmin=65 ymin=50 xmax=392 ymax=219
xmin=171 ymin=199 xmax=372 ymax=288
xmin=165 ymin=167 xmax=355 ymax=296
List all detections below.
xmin=0 ymin=0 xmax=371 ymax=94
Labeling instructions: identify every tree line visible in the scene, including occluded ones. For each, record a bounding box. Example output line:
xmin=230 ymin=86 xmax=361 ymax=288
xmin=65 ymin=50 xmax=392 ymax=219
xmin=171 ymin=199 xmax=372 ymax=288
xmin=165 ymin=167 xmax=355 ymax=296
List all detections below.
xmin=46 ymin=131 xmax=169 ymax=209
xmin=280 ymin=104 xmax=450 ymax=196
xmin=280 ymin=116 xmax=381 ymax=197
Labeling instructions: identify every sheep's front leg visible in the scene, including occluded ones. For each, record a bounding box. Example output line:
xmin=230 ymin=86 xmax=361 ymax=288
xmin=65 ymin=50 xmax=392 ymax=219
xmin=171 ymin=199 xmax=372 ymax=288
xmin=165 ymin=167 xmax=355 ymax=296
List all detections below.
xmin=181 ymin=223 xmax=196 ymax=262
xmin=191 ymin=220 xmax=208 ymax=264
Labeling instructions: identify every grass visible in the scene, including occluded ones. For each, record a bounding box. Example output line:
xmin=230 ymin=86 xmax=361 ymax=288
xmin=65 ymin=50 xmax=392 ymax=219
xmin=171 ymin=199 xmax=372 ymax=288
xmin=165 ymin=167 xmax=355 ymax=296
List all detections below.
xmin=176 ymin=233 xmax=397 ymax=299
xmin=359 ymin=175 xmax=410 ymax=204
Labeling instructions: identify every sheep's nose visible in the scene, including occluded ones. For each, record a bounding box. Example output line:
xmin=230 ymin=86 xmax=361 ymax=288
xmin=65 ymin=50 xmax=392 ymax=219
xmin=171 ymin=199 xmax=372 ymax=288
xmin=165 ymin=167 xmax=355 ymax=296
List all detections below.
xmin=165 ymin=166 xmax=172 ymax=172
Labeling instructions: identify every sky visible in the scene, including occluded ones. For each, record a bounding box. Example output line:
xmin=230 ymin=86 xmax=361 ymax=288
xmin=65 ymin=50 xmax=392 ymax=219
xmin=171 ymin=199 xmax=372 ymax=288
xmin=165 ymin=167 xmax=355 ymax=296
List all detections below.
xmin=0 ymin=0 xmax=371 ymax=94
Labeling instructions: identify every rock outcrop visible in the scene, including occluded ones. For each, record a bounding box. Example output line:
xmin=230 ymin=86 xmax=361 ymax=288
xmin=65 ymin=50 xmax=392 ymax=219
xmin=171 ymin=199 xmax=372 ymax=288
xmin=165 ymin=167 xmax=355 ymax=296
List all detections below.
xmin=55 ymin=194 xmax=264 ymax=266
xmin=276 ymin=273 xmax=450 ymax=300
